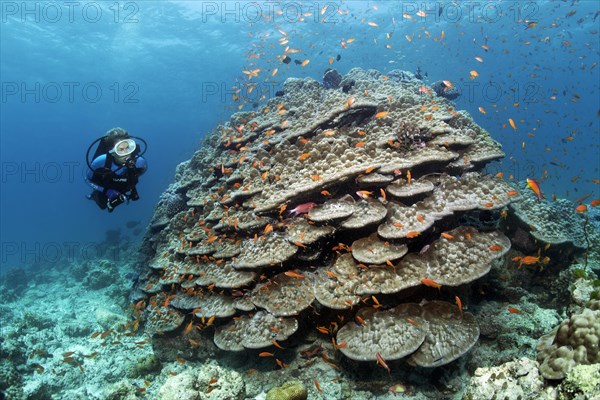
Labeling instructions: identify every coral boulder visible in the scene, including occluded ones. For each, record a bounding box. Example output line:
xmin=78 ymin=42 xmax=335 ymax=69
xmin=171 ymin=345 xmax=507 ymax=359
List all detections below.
xmin=138 ymin=68 xmax=517 ymax=366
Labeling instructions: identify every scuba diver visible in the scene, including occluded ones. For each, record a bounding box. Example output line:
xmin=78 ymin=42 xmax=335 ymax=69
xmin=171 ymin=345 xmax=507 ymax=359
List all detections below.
xmin=85 ymin=128 xmax=147 ymax=213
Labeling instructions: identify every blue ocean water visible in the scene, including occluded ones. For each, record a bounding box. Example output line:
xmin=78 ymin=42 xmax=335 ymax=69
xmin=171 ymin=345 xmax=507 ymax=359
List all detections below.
xmin=1 ymin=2 xmax=600 ymax=399
xmin=1 ymin=1 xmax=598 ymax=270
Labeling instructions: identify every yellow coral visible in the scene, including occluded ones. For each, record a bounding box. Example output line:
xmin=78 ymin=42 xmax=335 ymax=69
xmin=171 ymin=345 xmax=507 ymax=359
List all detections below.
xmin=266 ymin=380 xmax=308 ymax=400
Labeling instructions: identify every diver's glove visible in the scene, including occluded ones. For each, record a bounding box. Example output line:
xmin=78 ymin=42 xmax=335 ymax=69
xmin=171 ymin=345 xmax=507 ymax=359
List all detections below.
xmin=106 ymin=189 xmax=126 ymax=212
xmin=129 ymin=187 xmax=139 ymax=201
xmin=105 ymin=189 xmax=121 ymax=200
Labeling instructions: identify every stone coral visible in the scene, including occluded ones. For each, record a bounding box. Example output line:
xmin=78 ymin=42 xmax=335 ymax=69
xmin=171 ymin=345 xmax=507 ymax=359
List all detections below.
xmin=149 ymin=186 xmax=187 ymax=231
xmin=407 ymin=301 xmax=479 ymax=367
xmin=386 ymin=178 xmax=434 ymax=199
xmin=285 ymin=218 xmax=335 ymax=245
xmin=462 ymin=357 xmax=548 ymax=400
xmin=336 ymin=304 xmax=428 ymax=361
xmin=213 ymin=311 xmax=298 ymax=351
xmin=558 ymin=364 xmax=600 ymax=398
xmin=337 ymin=301 xmax=479 ymax=367
xmin=234 ymin=233 xmax=298 ymax=269
xmin=315 ymin=226 xmax=509 ymax=300
xmin=250 ymin=271 xmax=315 ymax=317
xmin=351 ymin=233 xmax=408 ymax=265
xmin=139 ymin=68 xmax=517 ymax=367
xmin=266 ymin=380 xmax=308 ymax=400
xmin=193 ymin=261 xmax=256 ymax=289
xmin=158 ymin=361 xmax=245 ymax=400
xmin=510 ymin=195 xmax=587 ymax=248
xmin=537 ymin=300 xmax=600 ymax=380
xmin=144 ymin=303 xmax=185 ymax=335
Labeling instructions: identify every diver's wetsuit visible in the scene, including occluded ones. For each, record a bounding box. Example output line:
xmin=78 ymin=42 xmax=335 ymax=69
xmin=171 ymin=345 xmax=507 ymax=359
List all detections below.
xmin=86 ymin=153 xmax=147 ymax=211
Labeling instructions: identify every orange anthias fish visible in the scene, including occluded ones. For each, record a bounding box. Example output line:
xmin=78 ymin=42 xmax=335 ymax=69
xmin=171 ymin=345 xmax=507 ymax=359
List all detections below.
xmin=526 ymin=178 xmax=543 ymax=202
xmin=524 ymin=21 xmax=538 ymax=30
xmin=284 ymin=271 xmax=305 ymax=279
xmin=289 ymin=202 xmax=317 ymax=216
xmin=518 ymin=256 xmax=540 ymax=267
xmin=356 ymin=190 xmax=373 ymax=199
xmin=314 ymin=379 xmax=322 ymax=393
xmin=376 ymin=352 xmax=391 ymax=374
xmin=419 ymin=86 xmax=432 ymax=95
xmin=420 ymin=278 xmax=442 ymax=289
xmin=455 ymin=296 xmax=463 ymax=316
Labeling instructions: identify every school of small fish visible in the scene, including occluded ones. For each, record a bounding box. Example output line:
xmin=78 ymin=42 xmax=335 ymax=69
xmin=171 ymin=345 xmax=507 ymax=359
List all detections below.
xmin=229 ymin=1 xmax=598 ymax=204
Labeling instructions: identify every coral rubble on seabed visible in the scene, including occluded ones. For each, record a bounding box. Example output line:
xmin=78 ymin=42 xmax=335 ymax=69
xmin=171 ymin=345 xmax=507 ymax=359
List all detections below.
xmin=2 ymin=69 xmax=599 ymax=399
xmin=0 ymin=255 xmax=160 ymax=400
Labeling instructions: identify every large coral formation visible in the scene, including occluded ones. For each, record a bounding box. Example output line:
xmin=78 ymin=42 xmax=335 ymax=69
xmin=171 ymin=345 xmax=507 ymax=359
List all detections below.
xmin=138 ymin=68 xmax=518 ymax=367
xmin=537 ymin=299 xmax=600 ymax=380
xmin=510 ymin=195 xmax=588 ymax=249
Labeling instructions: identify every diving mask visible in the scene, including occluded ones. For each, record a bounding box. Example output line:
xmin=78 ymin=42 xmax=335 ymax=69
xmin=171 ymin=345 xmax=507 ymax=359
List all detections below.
xmin=113 ymin=139 xmax=136 ymax=157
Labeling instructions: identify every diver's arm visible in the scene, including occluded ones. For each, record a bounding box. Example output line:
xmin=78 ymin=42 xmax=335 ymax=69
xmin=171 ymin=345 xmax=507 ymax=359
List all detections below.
xmin=135 ymin=156 xmax=147 ymax=175
xmin=86 ymin=177 xmax=104 ymax=192
xmin=85 ymin=155 xmax=107 ymax=192
xmin=125 ymin=156 xmax=146 ymax=201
